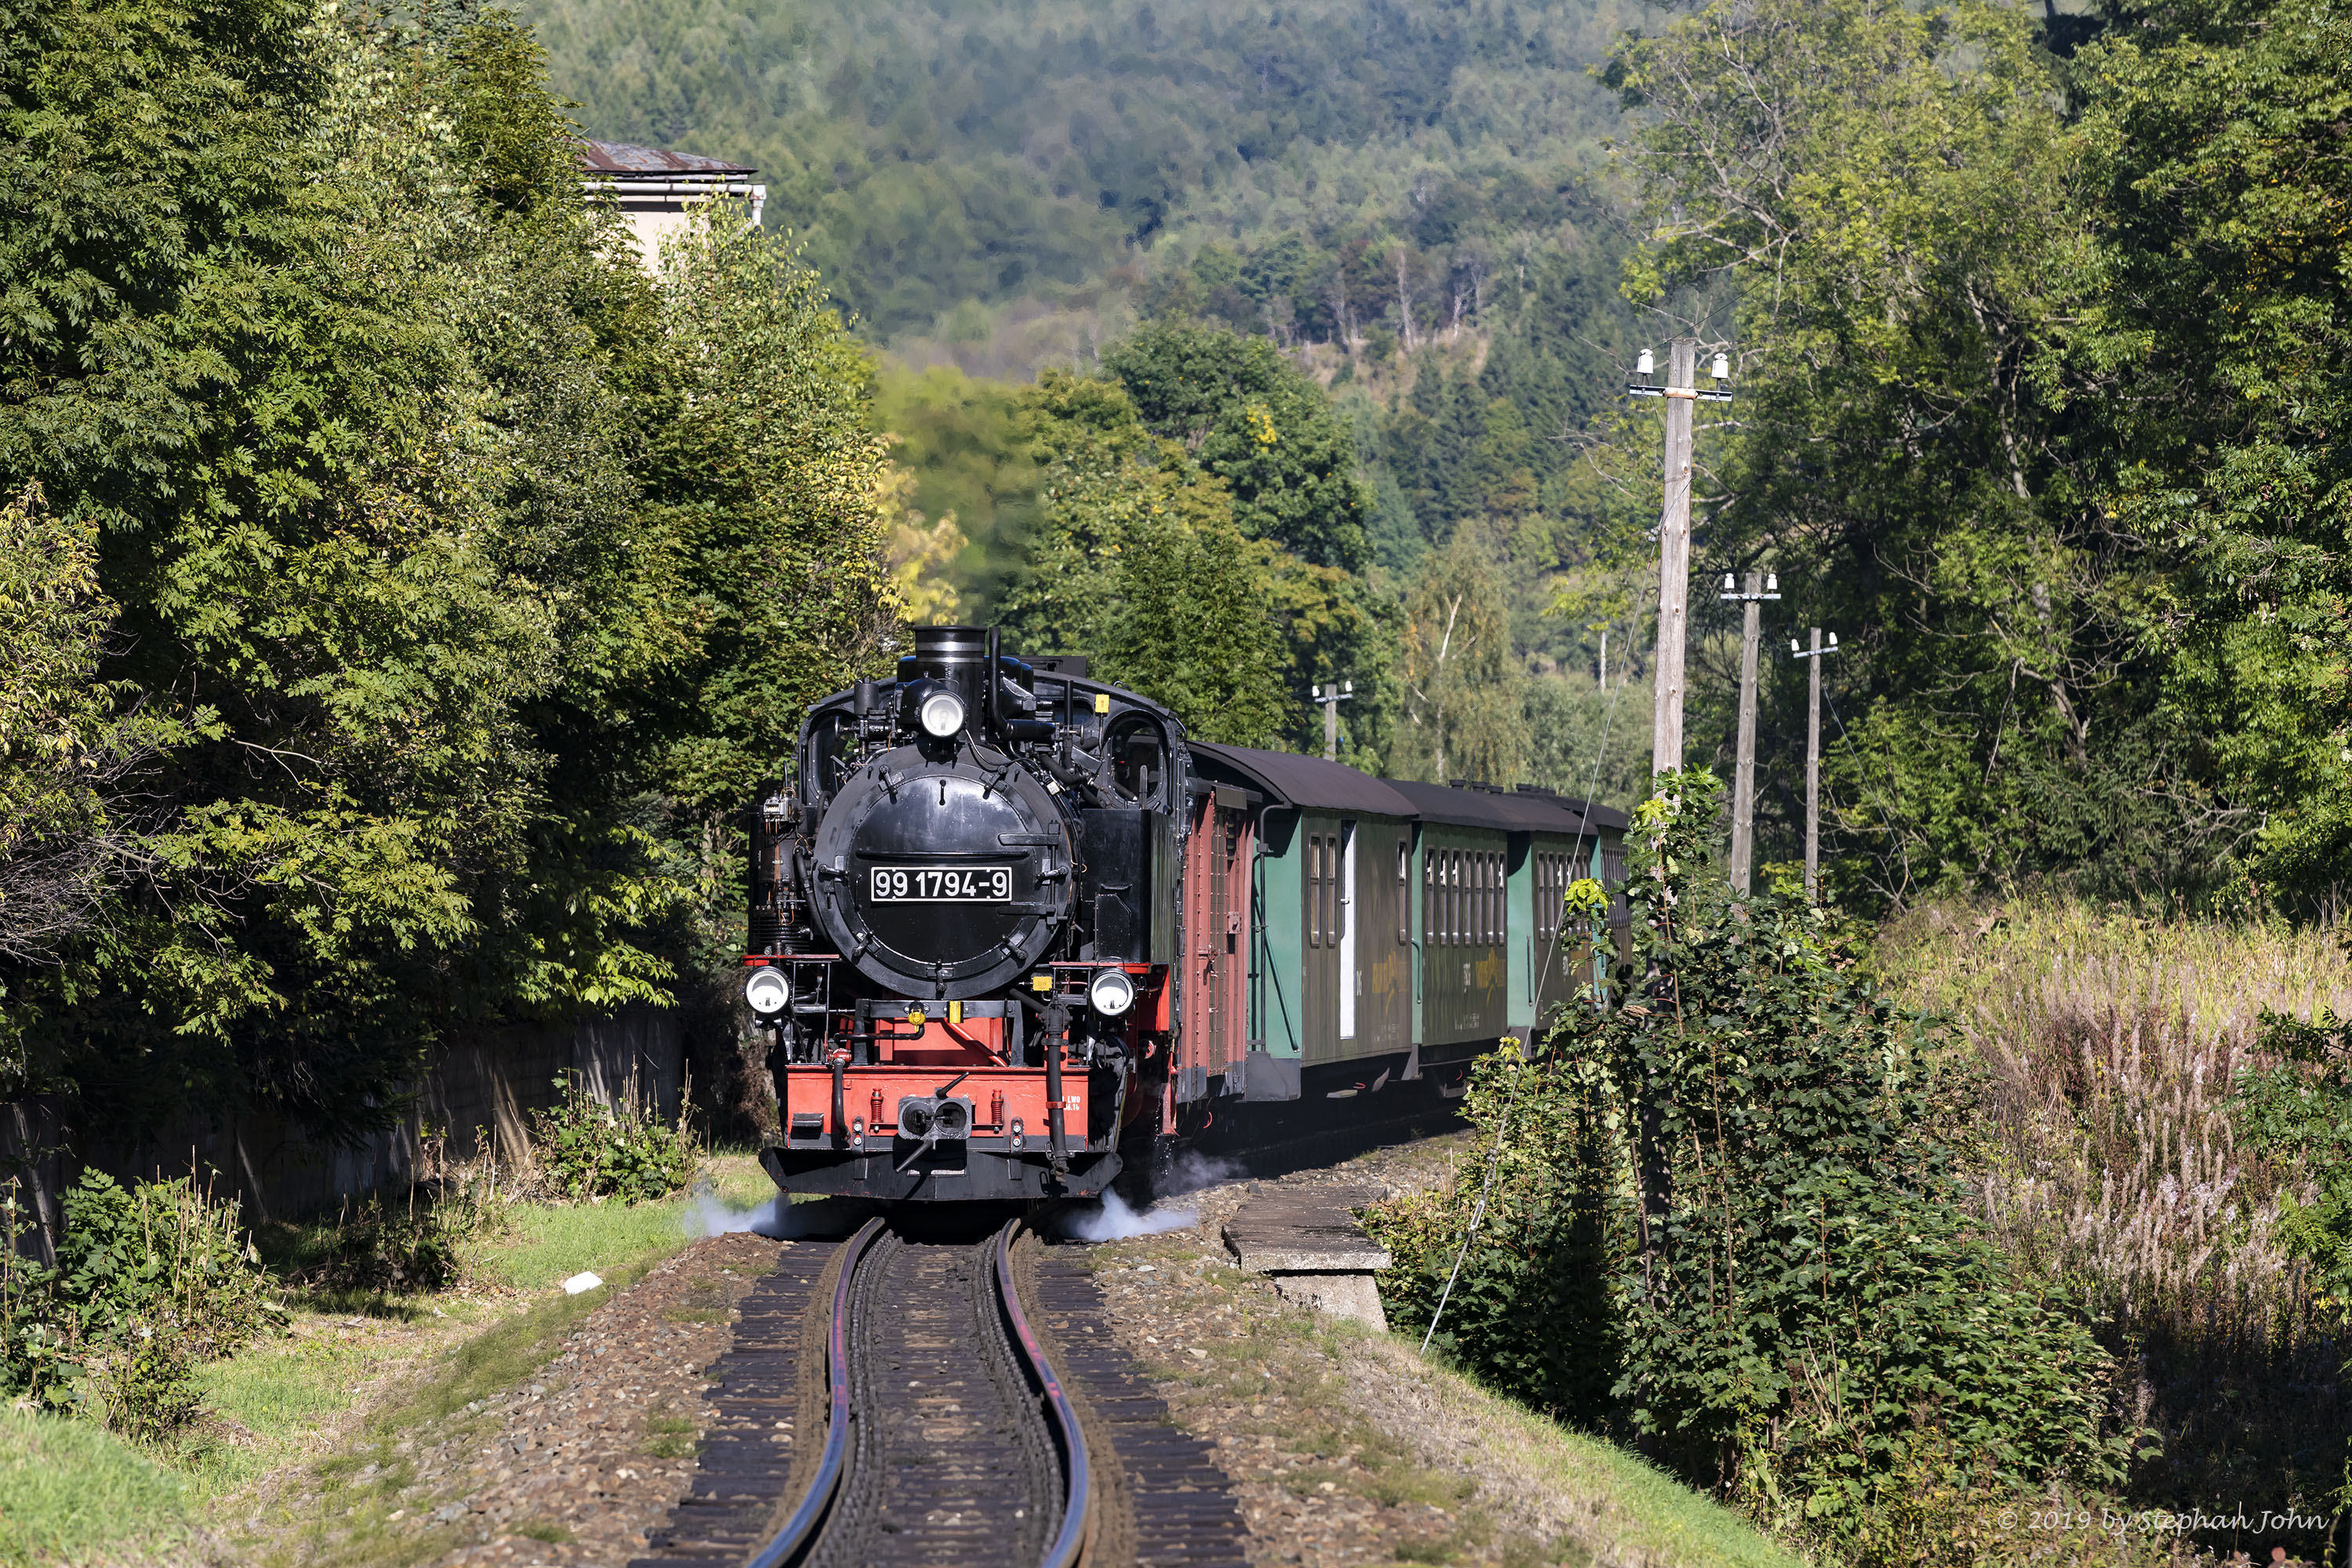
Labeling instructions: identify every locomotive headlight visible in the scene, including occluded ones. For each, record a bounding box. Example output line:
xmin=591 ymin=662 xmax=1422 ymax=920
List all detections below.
xmin=917 ymin=689 xmax=967 ymax=739
xmin=744 ymin=966 xmax=791 ymax=1016
xmin=1088 ymin=967 xmax=1136 ymax=1018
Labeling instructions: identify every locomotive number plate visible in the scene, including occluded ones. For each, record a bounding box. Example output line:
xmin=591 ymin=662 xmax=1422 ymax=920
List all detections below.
xmin=868 ymin=865 xmax=1014 ymax=902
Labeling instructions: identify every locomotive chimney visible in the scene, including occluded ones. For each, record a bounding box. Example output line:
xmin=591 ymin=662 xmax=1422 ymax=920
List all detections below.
xmin=911 ymin=626 xmax=991 ymax=724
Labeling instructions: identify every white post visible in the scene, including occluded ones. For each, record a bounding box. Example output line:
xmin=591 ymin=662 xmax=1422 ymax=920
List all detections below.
xmin=1650 ymin=340 xmax=1696 ymax=777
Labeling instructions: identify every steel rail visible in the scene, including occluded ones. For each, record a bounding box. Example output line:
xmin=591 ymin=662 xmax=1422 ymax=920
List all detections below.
xmin=746 ymin=1216 xmax=885 ymax=1568
xmin=995 ymin=1220 xmax=1092 ymax=1568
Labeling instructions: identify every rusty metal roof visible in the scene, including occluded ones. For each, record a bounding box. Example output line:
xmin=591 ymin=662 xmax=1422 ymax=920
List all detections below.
xmin=579 ymin=139 xmax=756 ymax=177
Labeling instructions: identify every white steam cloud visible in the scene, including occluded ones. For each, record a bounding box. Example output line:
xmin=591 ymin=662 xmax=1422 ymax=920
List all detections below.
xmin=1060 ymin=1150 xmax=1249 ymax=1242
xmin=683 ymin=1192 xmax=862 ymax=1240
xmin=1063 ymin=1190 xmax=1199 ymax=1242
xmin=686 ymin=1192 xmax=789 ymax=1238
xmin=1165 ymin=1150 xmax=1245 ymax=1195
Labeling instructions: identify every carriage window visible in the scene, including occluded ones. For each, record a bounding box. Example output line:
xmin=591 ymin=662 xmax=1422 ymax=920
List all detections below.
xmin=804 ymin=709 xmax=855 ymax=800
xmin=1484 ymin=853 xmax=1496 ymax=944
xmin=1450 ymin=850 xmax=1462 ymax=946
xmin=1337 ymin=829 xmax=1349 ymax=943
xmin=1321 ymin=837 xmax=1334 ymax=946
xmin=1424 ymin=853 xmax=1436 ymax=945
xmin=1436 ymin=851 xmax=1448 ymax=946
xmin=1397 ymin=840 xmax=1410 ymax=944
xmin=1308 ymin=836 xmax=1323 ymax=947
xmin=1327 ymin=838 xmax=1337 ymax=946
xmin=1105 ymin=715 xmax=1167 ymax=807
xmin=1323 ymin=837 xmax=1336 ymax=946
xmin=1440 ymin=851 xmax=1453 ymax=946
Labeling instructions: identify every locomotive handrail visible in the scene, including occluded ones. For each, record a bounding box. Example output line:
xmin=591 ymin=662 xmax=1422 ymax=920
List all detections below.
xmin=994 ymin=1221 xmax=1093 ymax=1568
xmin=747 ymin=1215 xmax=885 ymax=1568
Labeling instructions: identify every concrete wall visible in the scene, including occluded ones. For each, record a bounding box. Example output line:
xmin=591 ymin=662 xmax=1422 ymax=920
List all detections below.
xmin=0 ymin=1006 xmax=684 ymax=1240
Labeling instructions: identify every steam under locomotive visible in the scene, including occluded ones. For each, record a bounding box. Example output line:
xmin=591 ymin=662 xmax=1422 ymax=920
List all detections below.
xmin=746 ymin=625 xmax=1631 ymax=1204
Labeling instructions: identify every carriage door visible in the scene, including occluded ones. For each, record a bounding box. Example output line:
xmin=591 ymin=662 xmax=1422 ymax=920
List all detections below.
xmin=1185 ymin=791 xmax=1253 ymax=1086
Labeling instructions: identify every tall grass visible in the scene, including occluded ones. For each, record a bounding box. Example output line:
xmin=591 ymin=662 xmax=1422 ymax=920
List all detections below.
xmin=1882 ymin=901 xmax=2351 ymax=1534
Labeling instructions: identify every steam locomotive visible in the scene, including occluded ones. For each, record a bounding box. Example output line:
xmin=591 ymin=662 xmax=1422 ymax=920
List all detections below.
xmin=747 ymin=625 xmax=1629 ymax=1204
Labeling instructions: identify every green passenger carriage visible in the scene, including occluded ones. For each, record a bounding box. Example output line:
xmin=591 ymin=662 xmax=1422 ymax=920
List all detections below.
xmin=1189 ymin=745 xmax=1628 ymax=1103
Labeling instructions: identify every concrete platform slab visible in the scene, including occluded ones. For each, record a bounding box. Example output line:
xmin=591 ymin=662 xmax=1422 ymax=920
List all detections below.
xmin=1222 ymin=1185 xmax=1392 ymax=1330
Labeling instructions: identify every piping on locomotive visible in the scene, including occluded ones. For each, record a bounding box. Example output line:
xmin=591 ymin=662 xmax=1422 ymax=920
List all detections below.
xmin=746 ymin=623 xmax=1635 ymax=1204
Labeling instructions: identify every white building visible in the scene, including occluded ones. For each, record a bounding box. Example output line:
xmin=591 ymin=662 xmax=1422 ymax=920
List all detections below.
xmin=579 ymin=139 xmax=766 ymax=271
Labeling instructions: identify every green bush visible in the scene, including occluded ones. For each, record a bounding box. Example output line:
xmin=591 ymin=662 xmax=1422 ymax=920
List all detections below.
xmin=2230 ymin=1007 xmax=2352 ymax=1321
xmin=51 ymin=1171 xmax=282 ymax=1359
xmin=1369 ymin=771 xmax=2146 ymax=1564
xmin=528 ymin=1076 xmax=696 ymax=1204
xmin=0 ymin=1192 xmax=75 ymax=1413
xmin=312 ymin=1195 xmax=470 ymax=1294
xmin=80 ymin=1319 xmax=204 ymax=1445
xmin=1 ymin=1169 xmax=281 ymax=1441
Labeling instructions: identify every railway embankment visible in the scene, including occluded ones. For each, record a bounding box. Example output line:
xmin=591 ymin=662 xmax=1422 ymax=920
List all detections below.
xmin=1078 ymin=1137 xmax=1800 ymax=1568
xmin=0 ymin=1157 xmax=782 ymax=1566
xmin=260 ymin=1232 xmax=789 ymax=1566
xmin=24 ymin=1131 xmax=1791 ymax=1568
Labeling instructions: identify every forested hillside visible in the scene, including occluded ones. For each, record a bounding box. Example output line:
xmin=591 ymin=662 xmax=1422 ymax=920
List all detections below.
xmin=520 ymin=0 xmax=1641 ymax=349
xmin=526 ymin=0 xmax=1661 ymax=800
xmin=528 ymin=0 xmax=2352 ymax=911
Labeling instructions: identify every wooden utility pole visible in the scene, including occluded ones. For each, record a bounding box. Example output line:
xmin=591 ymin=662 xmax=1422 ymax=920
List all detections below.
xmin=1806 ymin=628 xmax=1821 ymax=902
xmin=1791 ymin=627 xmax=1838 ymax=903
xmin=1312 ymin=681 xmax=1353 ymax=761
xmin=1650 ymin=340 xmax=1697 ymax=778
xmin=1720 ymin=572 xmax=1778 ymax=894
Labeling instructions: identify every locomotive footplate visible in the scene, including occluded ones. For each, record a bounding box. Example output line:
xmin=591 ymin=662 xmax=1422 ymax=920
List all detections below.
xmin=759 ymin=1142 xmax=1122 ymax=1201
xmin=771 ymin=1059 xmax=1124 ymax=1200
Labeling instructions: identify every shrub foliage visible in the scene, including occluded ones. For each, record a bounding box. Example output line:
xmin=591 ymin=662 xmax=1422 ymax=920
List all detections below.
xmin=1370 ymin=772 xmax=2145 ymax=1560
xmin=527 ymin=1076 xmax=696 ymax=1204
xmin=2 ymin=1170 xmax=281 ymax=1440
xmin=2232 ymin=1007 xmax=2352 ymax=1323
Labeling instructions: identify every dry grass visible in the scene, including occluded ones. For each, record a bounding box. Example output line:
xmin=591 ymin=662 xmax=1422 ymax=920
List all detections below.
xmin=1881 ymin=900 xmax=2352 ymax=1541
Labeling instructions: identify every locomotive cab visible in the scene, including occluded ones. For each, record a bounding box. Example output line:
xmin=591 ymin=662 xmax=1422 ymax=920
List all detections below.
xmin=746 ymin=626 xmax=1185 ymax=1201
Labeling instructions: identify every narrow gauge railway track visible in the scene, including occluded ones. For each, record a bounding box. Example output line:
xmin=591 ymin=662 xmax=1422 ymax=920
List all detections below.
xmin=760 ymin=1217 xmax=1087 ymax=1568
xmin=633 ymin=1214 xmax=1248 ymax=1568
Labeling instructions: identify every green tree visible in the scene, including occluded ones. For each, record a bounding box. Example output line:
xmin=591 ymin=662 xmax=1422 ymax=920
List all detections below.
xmin=2081 ymin=0 xmax=2352 ymax=907
xmin=1392 ymin=532 xmax=1524 ymax=785
xmin=0 ymin=0 xmax=891 ymax=1145
xmin=646 ymin=208 xmax=895 ymax=812
xmin=0 ymin=485 xmax=170 ymax=975
xmin=1000 ymin=372 xmax=1289 ymax=746
xmin=873 ymin=361 xmax=1046 ymax=620
xmin=1604 ymin=0 xmax=2196 ymax=906
xmin=1102 ymin=321 xmax=1373 ymax=572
